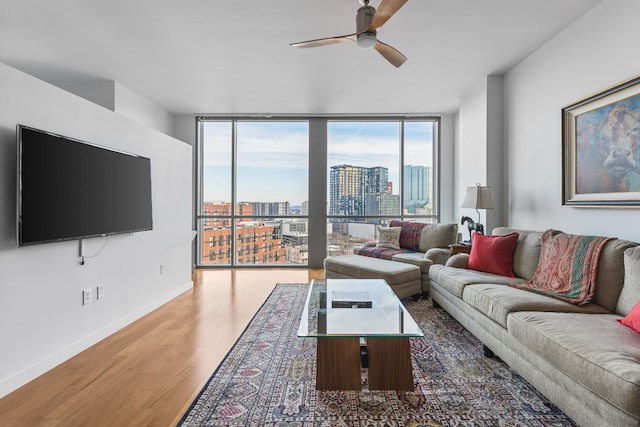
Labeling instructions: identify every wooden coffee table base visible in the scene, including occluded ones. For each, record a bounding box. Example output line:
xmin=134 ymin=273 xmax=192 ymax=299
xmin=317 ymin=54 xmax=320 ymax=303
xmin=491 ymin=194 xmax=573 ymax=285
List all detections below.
xmin=316 ymin=338 xmax=361 ymax=390
xmin=315 ymin=337 xmax=414 ymax=391
xmin=367 ymin=337 xmax=414 ymax=391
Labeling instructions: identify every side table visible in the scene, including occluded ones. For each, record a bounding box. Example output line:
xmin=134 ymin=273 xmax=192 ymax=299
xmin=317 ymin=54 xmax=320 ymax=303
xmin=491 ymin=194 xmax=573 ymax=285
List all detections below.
xmin=449 ymin=243 xmax=472 ymax=256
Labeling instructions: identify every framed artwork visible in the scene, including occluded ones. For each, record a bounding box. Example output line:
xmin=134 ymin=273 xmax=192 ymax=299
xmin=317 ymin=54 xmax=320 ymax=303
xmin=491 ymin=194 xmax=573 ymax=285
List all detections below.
xmin=562 ymin=75 xmax=640 ymax=207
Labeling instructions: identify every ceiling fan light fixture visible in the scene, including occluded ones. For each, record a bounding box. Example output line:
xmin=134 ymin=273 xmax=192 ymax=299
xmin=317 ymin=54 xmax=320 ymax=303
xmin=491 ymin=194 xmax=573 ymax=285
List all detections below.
xmin=290 ymin=0 xmax=408 ymax=66
xmin=357 ymin=31 xmax=377 ymax=48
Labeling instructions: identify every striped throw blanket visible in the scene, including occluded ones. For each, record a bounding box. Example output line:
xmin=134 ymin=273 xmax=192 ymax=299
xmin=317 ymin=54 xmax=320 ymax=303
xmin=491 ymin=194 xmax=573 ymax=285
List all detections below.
xmin=509 ymin=230 xmax=611 ymax=305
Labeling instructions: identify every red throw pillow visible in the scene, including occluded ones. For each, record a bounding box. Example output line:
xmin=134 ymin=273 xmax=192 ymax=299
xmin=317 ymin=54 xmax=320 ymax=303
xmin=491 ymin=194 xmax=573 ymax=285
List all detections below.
xmin=467 ymin=233 xmax=519 ymax=277
xmin=618 ymin=301 xmax=640 ymax=334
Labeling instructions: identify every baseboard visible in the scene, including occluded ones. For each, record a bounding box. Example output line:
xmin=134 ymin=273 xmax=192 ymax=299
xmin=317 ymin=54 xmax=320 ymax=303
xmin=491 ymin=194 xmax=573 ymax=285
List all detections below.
xmin=0 ymin=280 xmax=193 ymax=399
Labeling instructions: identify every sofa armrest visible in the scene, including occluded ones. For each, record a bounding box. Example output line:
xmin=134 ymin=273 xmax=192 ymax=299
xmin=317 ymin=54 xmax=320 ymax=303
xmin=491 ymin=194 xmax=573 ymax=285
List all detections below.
xmin=391 ymin=253 xmax=433 ymax=273
xmin=425 ymin=247 xmax=451 ymax=266
xmin=445 ymin=253 xmax=469 ymax=268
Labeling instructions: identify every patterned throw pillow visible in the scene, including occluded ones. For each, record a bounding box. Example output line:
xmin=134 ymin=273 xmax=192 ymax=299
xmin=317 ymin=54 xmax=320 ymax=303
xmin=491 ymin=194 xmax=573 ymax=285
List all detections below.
xmin=390 ymin=220 xmax=426 ymax=250
xmin=376 ymin=226 xmax=401 ymax=249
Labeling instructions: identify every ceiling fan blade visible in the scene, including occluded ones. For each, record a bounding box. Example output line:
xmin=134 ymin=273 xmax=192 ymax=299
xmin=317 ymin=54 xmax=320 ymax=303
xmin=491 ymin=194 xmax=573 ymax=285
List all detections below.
xmin=290 ymin=34 xmax=356 ymax=49
xmin=373 ymin=40 xmax=407 ymax=67
xmin=368 ymin=0 xmax=408 ymax=31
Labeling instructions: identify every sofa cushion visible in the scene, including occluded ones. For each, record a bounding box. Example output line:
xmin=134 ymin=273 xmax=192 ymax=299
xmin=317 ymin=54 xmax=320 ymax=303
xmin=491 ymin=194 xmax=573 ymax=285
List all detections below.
xmin=616 ymin=245 xmax=640 ymax=316
xmin=391 ymin=252 xmax=433 ymax=274
xmin=467 ymin=232 xmax=519 ymax=277
xmin=595 ymin=239 xmax=638 ymax=313
xmin=376 ymin=226 xmax=401 ymax=249
xmin=323 ymin=255 xmax=420 ymax=286
xmin=509 ymin=230 xmax=612 ymax=306
xmin=429 ymin=265 xmax=527 ymax=298
xmin=418 ymin=222 xmax=458 ymax=253
xmin=390 ymin=220 xmax=425 ymax=250
xmin=463 ymin=284 xmax=610 ymax=328
xmin=493 ymin=227 xmax=548 ymax=280
xmin=618 ymin=301 xmax=640 ymax=334
xmin=507 ymin=311 xmax=640 ymax=418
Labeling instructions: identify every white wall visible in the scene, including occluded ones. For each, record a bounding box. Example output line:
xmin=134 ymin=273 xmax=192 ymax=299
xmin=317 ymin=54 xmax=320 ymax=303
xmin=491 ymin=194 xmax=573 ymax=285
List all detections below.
xmin=457 ymin=78 xmax=490 ymax=238
xmin=455 ymin=76 xmax=505 ymax=237
xmin=174 ymin=114 xmax=197 ymax=146
xmin=0 ymin=62 xmax=193 ymax=397
xmin=114 ymin=82 xmax=176 ymax=136
xmin=486 ymin=76 xmax=504 ymax=230
xmin=439 ymin=113 xmax=456 ymax=224
xmin=53 ymin=80 xmax=116 ymax=111
xmin=503 ymin=0 xmax=640 ymax=242
xmin=52 ymin=80 xmax=178 ymax=137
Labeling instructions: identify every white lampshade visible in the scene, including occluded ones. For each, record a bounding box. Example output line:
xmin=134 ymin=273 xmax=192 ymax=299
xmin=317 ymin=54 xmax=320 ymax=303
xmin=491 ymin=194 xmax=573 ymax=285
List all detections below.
xmin=461 ymin=185 xmax=494 ymax=210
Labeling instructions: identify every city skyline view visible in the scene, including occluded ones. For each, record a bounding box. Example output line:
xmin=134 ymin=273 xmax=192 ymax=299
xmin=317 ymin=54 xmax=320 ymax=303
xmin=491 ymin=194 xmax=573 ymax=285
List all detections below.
xmin=198 ymin=118 xmax=437 ymax=266
xmin=201 ymin=120 xmax=434 ymax=207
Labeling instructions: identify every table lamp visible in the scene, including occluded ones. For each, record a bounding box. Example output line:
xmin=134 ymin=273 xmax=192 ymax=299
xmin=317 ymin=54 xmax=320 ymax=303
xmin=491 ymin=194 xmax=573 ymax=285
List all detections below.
xmin=460 ymin=184 xmax=494 ymax=242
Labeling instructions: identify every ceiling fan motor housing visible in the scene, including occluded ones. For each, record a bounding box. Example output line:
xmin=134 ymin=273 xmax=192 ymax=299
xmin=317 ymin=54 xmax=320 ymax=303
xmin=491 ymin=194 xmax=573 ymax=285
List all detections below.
xmin=356 ymin=4 xmax=376 ymax=48
xmin=356 ymin=4 xmax=375 ymax=33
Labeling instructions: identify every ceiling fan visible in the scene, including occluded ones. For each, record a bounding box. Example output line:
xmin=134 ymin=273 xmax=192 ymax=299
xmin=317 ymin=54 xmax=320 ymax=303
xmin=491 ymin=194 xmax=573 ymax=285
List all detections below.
xmin=290 ymin=0 xmax=408 ymax=68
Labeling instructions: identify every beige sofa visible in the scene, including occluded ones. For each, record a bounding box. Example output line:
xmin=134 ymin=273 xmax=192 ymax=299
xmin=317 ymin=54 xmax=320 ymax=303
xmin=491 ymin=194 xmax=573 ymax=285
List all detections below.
xmin=429 ymin=227 xmax=640 ymax=427
xmin=325 ymin=222 xmax=458 ymax=298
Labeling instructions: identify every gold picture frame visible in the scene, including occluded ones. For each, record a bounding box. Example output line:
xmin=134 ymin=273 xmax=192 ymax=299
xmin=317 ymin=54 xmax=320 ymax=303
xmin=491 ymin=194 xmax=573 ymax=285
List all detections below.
xmin=562 ymin=75 xmax=640 ymax=207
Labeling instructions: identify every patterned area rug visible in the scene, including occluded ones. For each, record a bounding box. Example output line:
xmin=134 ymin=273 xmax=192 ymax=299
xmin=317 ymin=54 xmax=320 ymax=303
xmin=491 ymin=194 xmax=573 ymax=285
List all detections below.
xmin=178 ymin=283 xmax=576 ymax=426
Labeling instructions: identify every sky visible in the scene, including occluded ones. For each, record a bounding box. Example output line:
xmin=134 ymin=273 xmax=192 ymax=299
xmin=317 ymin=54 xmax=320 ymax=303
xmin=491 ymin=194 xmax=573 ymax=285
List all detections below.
xmin=201 ymin=120 xmax=434 ymax=206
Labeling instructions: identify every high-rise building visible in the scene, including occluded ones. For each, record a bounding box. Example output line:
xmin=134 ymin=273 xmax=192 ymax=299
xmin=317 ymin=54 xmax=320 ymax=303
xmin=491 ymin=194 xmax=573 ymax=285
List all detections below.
xmin=404 ymin=165 xmax=431 ymax=214
xmin=329 ymin=165 xmax=365 ymax=216
xmin=366 ymin=166 xmax=389 ymax=195
xmin=281 ymin=220 xmax=307 ymax=234
xmin=329 ymin=164 xmax=390 ymax=216
xmin=366 ymin=192 xmax=400 ymax=216
xmin=250 ymin=201 xmax=290 ymax=216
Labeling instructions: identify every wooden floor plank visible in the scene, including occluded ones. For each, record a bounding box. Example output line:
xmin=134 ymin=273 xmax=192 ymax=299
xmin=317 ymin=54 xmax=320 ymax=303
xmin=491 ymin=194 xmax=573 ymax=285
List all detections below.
xmin=0 ymin=268 xmax=323 ymax=427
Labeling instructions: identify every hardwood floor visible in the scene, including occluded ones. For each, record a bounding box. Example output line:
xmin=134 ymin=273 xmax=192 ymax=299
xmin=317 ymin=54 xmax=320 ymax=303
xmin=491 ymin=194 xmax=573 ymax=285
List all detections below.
xmin=0 ymin=268 xmax=324 ymax=427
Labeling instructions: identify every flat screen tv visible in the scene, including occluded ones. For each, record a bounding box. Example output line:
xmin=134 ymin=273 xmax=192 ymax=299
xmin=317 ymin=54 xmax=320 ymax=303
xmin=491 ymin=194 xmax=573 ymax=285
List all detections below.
xmin=17 ymin=125 xmax=153 ymax=247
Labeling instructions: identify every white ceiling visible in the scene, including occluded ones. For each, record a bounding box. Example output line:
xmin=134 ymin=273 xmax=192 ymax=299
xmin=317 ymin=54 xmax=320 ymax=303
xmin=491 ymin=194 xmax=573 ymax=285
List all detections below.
xmin=0 ymin=0 xmax=601 ymax=115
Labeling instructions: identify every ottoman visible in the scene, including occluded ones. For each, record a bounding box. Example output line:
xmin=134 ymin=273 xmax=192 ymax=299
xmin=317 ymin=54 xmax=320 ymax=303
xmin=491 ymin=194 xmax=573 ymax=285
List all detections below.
xmin=323 ymin=255 xmax=422 ymax=299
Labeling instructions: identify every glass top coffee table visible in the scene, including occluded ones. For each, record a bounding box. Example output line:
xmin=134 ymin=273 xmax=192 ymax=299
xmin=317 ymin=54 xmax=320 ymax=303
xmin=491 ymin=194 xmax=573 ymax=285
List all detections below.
xmin=298 ymin=279 xmax=424 ymax=391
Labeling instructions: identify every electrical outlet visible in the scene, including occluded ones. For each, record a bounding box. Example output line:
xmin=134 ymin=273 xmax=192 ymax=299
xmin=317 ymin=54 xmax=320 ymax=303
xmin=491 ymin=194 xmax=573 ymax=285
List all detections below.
xmin=82 ymin=289 xmax=92 ymax=305
xmin=160 ymin=264 xmax=165 ymax=275
xmin=97 ymin=286 xmax=105 ymax=300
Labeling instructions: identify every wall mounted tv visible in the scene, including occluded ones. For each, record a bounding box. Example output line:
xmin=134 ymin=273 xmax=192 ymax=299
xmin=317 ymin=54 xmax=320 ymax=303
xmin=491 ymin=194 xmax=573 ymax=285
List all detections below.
xmin=17 ymin=125 xmax=153 ymax=247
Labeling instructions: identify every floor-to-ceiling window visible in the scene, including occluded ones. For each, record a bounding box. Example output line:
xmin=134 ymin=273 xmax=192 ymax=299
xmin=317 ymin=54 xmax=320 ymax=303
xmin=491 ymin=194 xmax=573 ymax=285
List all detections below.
xmin=197 ymin=119 xmax=309 ymax=266
xmin=196 ymin=116 xmax=439 ymax=267
xmin=326 ymin=119 xmax=438 ymax=256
